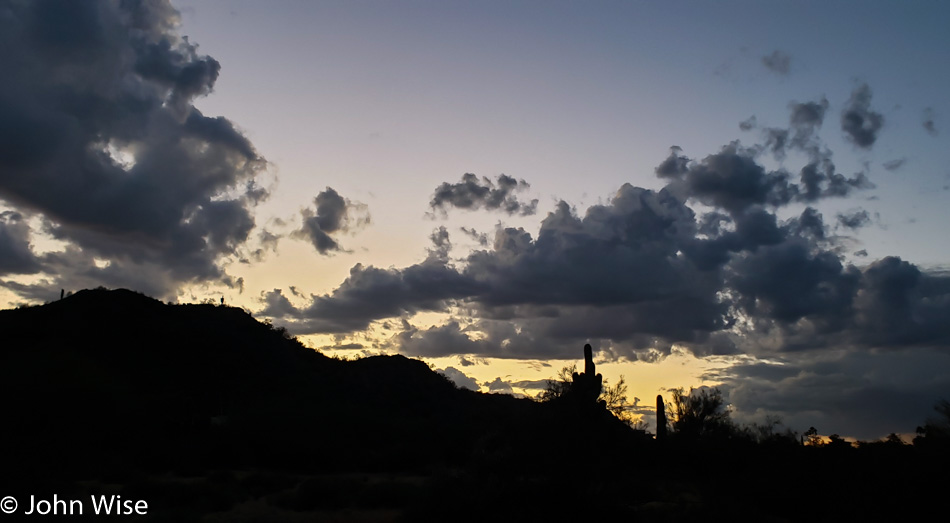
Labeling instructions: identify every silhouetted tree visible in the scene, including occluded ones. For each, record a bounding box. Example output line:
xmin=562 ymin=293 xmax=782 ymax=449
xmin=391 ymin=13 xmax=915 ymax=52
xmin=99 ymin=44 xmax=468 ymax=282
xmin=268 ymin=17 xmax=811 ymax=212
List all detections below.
xmin=914 ymin=399 xmax=950 ymax=446
xmin=803 ymin=426 xmax=822 ymax=446
xmin=826 ymin=433 xmax=853 ymax=449
xmin=600 ymin=375 xmax=635 ymax=426
xmin=884 ymin=433 xmax=905 ymax=445
xmin=742 ymin=415 xmax=797 ymax=445
xmin=668 ymin=387 xmax=735 ymax=441
xmin=537 ymin=364 xmax=577 ymax=403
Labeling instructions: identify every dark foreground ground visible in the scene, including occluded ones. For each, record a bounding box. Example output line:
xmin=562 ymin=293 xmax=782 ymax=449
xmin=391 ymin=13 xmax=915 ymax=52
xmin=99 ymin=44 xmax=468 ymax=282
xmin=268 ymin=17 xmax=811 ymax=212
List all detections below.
xmin=2 ymin=289 xmax=946 ymax=521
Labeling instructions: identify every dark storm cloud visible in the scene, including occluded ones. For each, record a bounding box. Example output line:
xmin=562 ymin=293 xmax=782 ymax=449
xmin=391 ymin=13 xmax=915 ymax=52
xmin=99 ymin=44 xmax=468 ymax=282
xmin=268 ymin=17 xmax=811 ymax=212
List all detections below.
xmin=850 ymin=258 xmax=950 ymax=348
xmin=0 ymin=0 xmax=266 ymax=299
xmin=713 ymin=348 xmax=950 ymax=440
xmin=264 ymin=183 xmax=733 ymax=358
xmin=841 ymin=83 xmax=884 ymax=148
xmin=730 ymin=240 xmax=860 ymax=325
xmin=398 ymin=320 xmax=497 ymax=359
xmin=655 ymin=146 xmax=690 ymax=178
xmin=430 ymin=173 xmax=538 ymax=216
xmin=466 ymin=188 xmax=712 ymax=309
xmin=0 ymin=212 xmax=42 ymax=275
xmin=362 ymin=184 xmax=746 ymax=359
xmin=0 ymin=243 xmax=200 ymax=303
xmin=660 ymin=143 xmax=795 ymax=214
xmin=923 ymin=107 xmax=938 ymax=136
xmin=293 ymin=188 xmax=368 ymax=255
xmin=739 ymin=116 xmax=757 ymax=131
xmin=660 ymin=144 xmax=869 ymax=216
xmin=761 ymin=50 xmax=791 ymax=75
xmin=728 ymin=256 xmax=950 ymax=354
xmin=260 ymin=256 xmax=486 ymax=334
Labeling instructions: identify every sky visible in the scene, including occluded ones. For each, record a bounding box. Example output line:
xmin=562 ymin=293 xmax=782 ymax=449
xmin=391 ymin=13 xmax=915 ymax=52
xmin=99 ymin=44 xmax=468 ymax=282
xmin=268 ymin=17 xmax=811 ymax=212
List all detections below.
xmin=2 ymin=0 xmax=950 ymax=440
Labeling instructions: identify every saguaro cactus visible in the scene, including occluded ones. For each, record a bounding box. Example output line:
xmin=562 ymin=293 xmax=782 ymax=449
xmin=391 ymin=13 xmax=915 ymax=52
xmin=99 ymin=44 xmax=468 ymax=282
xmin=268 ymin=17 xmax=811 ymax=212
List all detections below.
xmin=584 ymin=343 xmax=595 ymax=376
xmin=571 ymin=344 xmax=603 ymax=404
xmin=656 ymin=394 xmax=667 ymax=442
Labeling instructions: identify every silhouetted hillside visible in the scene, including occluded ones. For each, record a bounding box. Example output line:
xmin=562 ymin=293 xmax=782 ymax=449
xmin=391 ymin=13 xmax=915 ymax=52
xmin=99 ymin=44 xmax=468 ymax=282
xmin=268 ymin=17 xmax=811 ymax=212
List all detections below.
xmin=2 ymin=289 xmax=486 ymax=472
xmin=1 ymin=290 xmax=628 ymax=483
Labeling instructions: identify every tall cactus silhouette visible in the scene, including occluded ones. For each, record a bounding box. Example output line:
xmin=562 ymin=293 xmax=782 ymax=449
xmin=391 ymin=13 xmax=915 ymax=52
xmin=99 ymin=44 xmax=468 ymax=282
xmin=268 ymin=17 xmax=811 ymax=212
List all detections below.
xmin=571 ymin=343 xmax=603 ymax=404
xmin=656 ymin=394 xmax=667 ymax=442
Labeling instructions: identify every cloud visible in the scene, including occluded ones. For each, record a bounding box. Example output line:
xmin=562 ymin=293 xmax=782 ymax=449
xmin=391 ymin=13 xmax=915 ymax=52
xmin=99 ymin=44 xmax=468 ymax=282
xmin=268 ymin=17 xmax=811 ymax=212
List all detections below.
xmin=262 ymin=142 xmax=950 ymax=363
xmin=0 ymin=243 xmax=211 ymax=302
xmin=264 ymin=182 xmax=732 ymax=359
xmin=293 ymin=187 xmax=369 ymax=255
xmin=728 ymin=256 xmax=950 ymax=354
xmin=841 ymin=83 xmax=884 ymax=148
xmin=483 ymin=377 xmax=514 ymax=394
xmin=0 ymin=0 xmax=266 ymax=299
xmin=659 ymin=144 xmax=795 ymax=214
xmin=460 ymin=226 xmax=490 ymax=247
xmin=251 ymin=83 xmax=945 ymax=395
xmin=660 ymin=143 xmax=870 ymax=216
xmin=438 ymin=366 xmax=480 ymax=391
xmin=742 ymin=97 xmax=830 ymax=164
xmin=923 ymin=107 xmax=938 ymax=136
xmin=428 ymin=226 xmax=452 ymax=261
xmin=0 ymin=212 xmax=42 ymax=275
xmin=729 ymin=239 xmax=860 ymax=325
xmin=761 ymin=50 xmax=791 ymax=75
xmin=788 ymin=98 xmax=829 ymax=148
xmin=259 ymin=256 xmax=485 ymax=334
xmin=850 ymin=258 xmax=950 ymax=348
xmin=655 ymin=146 xmax=690 ymax=178
xmin=430 ymin=173 xmax=538 ymax=216
xmin=797 ymin=160 xmax=873 ymax=202
xmin=711 ymin=348 xmax=950 ymax=440
xmin=508 ymin=379 xmax=553 ymax=391
xmin=739 ymin=116 xmax=757 ymax=131
xmin=837 ymin=209 xmax=871 ymax=230
xmin=883 ymin=158 xmax=907 ymax=172
xmin=396 ymin=320 xmax=494 ymax=358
